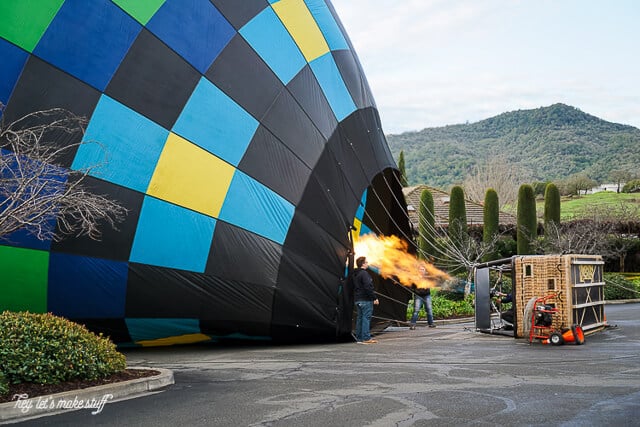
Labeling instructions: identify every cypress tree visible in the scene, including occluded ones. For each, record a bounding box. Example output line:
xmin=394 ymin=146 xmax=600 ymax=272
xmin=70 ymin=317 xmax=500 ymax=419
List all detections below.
xmin=398 ymin=150 xmax=408 ymax=187
xmin=517 ymin=184 xmax=537 ymax=255
xmin=483 ymin=188 xmax=499 ymax=261
xmin=418 ymin=188 xmax=435 ymax=260
xmin=448 ymin=185 xmax=467 ymax=243
xmin=543 ymin=182 xmax=561 ymax=236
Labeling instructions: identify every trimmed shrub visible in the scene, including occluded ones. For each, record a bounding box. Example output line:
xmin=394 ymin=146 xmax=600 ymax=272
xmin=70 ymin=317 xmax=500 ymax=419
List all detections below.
xmin=517 ymin=184 xmax=537 ymax=255
xmin=418 ymin=188 xmax=436 ymax=260
xmin=0 ymin=311 xmax=126 ymax=385
xmin=448 ymin=185 xmax=468 ymax=245
xmin=543 ymin=182 xmax=561 ymax=235
xmin=398 ymin=150 xmax=408 ymax=187
xmin=483 ymin=188 xmax=499 ymax=261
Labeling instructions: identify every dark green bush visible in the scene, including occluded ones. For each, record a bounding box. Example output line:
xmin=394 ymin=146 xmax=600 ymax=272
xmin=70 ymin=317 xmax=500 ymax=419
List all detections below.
xmin=0 ymin=311 xmax=126 ymax=385
xmin=0 ymin=370 xmax=8 ymax=396
xmin=604 ymin=273 xmax=640 ymax=300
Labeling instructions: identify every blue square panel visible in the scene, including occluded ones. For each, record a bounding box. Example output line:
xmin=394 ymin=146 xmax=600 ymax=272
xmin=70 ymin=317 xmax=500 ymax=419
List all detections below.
xmin=147 ymin=0 xmax=235 ymax=74
xmin=239 ymin=6 xmax=306 ymax=85
xmin=304 ymin=0 xmax=349 ymax=51
xmin=0 ymin=38 xmax=29 ymax=107
xmin=33 ymin=0 xmax=141 ymax=91
xmin=173 ymin=78 xmax=258 ymax=166
xmin=130 ymin=196 xmax=216 ymax=272
xmin=310 ymin=52 xmax=356 ymax=121
xmin=48 ymin=253 xmax=128 ymax=318
xmin=72 ymin=95 xmax=169 ymax=193
xmin=219 ymin=171 xmax=294 ymax=244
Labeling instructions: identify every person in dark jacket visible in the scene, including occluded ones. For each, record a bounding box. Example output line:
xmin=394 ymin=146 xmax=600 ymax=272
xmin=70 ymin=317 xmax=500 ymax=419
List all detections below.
xmin=409 ymin=266 xmax=435 ymax=329
xmin=353 ymin=256 xmax=379 ymax=344
xmin=496 ymin=292 xmax=514 ymax=326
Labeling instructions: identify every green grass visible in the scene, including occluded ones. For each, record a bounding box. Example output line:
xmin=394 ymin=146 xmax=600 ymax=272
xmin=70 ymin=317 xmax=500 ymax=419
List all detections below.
xmin=535 ymin=191 xmax=640 ymax=220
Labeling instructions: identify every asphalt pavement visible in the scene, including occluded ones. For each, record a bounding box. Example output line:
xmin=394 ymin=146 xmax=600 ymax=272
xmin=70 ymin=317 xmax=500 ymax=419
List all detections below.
xmin=6 ymin=302 xmax=640 ymax=426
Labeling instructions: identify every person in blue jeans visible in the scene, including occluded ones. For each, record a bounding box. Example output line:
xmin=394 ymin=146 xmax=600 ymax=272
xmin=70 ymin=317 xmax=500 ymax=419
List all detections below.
xmin=353 ymin=256 xmax=379 ymax=344
xmin=409 ymin=266 xmax=435 ymax=329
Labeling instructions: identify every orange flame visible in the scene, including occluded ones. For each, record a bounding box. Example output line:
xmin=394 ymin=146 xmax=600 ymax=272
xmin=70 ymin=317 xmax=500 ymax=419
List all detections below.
xmin=353 ymin=234 xmax=449 ymax=288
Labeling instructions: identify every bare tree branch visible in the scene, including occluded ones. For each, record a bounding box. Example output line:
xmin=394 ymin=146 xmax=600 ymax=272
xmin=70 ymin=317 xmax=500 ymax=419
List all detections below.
xmin=462 ymin=154 xmax=530 ymax=209
xmin=0 ymin=106 xmax=126 ymax=242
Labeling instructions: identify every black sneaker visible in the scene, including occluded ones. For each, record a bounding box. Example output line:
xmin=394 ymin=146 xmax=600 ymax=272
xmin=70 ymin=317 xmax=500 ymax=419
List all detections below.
xmin=428 ymin=324 xmax=436 ymax=328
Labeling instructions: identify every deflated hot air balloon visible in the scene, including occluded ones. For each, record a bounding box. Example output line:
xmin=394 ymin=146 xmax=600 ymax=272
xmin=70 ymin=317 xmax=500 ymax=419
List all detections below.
xmin=0 ymin=0 xmax=411 ymax=346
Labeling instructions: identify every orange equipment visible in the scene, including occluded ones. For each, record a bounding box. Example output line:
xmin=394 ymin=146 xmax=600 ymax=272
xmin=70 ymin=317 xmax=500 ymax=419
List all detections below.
xmin=529 ymin=292 xmax=586 ymax=345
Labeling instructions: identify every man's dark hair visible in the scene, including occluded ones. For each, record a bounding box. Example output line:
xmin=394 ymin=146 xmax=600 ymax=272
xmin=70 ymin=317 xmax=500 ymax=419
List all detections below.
xmin=356 ymin=256 xmax=367 ymax=268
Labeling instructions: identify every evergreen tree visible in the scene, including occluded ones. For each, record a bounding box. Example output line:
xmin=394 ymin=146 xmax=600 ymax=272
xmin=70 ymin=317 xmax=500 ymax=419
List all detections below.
xmin=418 ymin=188 xmax=435 ymax=260
xmin=448 ymin=185 xmax=467 ymax=243
xmin=543 ymin=182 xmax=561 ymax=236
xmin=483 ymin=188 xmax=499 ymax=261
xmin=398 ymin=150 xmax=408 ymax=187
xmin=517 ymin=184 xmax=537 ymax=255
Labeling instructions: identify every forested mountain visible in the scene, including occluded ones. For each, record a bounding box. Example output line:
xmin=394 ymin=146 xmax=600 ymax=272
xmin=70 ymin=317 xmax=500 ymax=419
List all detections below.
xmin=386 ymin=103 xmax=640 ymax=188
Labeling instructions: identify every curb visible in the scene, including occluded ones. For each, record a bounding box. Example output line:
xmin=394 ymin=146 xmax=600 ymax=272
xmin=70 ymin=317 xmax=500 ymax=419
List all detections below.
xmin=0 ymin=367 xmax=173 ymax=424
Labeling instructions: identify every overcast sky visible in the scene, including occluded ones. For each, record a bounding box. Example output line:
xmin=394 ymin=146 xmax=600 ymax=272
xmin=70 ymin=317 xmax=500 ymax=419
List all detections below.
xmin=330 ymin=0 xmax=640 ymax=134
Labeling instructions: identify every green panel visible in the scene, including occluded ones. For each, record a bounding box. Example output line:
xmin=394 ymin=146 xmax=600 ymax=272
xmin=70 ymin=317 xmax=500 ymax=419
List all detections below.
xmin=112 ymin=0 xmax=166 ymax=25
xmin=0 ymin=0 xmax=64 ymax=52
xmin=0 ymin=245 xmax=49 ymax=313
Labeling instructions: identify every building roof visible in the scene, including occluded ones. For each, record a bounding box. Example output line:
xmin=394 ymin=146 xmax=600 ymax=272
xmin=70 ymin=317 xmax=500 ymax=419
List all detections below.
xmin=402 ymin=185 xmax=517 ymax=228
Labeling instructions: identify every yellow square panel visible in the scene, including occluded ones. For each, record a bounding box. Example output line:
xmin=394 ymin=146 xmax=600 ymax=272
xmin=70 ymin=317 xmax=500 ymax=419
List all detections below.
xmin=272 ymin=0 xmax=329 ymax=62
xmin=352 ymin=218 xmax=362 ymax=243
xmin=147 ymin=133 xmax=235 ymax=217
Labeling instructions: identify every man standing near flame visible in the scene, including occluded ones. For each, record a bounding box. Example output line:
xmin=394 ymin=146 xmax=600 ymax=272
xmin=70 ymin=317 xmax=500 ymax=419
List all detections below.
xmin=409 ymin=266 xmax=435 ymax=329
xmin=353 ymin=256 xmax=379 ymax=344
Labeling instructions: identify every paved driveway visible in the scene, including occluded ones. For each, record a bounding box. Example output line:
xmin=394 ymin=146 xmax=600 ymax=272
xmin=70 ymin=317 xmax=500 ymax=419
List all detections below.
xmin=26 ymin=303 xmax=640 ymax=426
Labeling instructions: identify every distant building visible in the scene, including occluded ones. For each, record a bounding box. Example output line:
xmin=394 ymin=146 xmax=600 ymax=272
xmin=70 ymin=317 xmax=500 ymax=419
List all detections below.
xmin=403 ymin=185 xmax=517 ymax=230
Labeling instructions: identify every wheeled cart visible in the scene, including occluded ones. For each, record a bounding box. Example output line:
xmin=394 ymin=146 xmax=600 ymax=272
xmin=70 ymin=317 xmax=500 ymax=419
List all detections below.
xmin=529 ymin=293 xmax=561 ymax=344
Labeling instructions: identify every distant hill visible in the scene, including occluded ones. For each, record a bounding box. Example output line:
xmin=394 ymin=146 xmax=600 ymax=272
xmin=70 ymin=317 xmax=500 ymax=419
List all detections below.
xmin=386 ymin=103 xmax=640 ymax=188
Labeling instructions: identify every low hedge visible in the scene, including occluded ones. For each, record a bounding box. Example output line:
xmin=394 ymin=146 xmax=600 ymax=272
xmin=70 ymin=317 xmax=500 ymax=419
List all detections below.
xmin=604 ymin=273 xmax=640 ymax=300
xmin=407 ymin=290 xmax=475 ymax=320
xmin=0 ymin=311 xmax=126 ymax=387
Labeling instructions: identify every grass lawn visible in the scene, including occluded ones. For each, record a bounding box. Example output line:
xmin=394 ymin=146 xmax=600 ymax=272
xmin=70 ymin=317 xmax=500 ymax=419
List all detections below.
xmin=535 ymin=191 xmax=640 ymax=220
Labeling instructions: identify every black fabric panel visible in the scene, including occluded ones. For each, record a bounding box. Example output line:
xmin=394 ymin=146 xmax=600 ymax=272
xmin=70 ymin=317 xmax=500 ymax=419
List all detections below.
xmin=311 ymin=145 xmax=360 ymax=222
xmin=364 ymin=169 xmax=412 ymax=243
xmin=2 ymin=56 xmax=101 ymax=167
xmin=206 ymin=35 xmax=283 ymax=121
xmin=295 ymin=172 xmax=352 ymax=244
xmin=238 ymin=125 xmax=310 ymax=205
xmin=371 ymin=274 xmax=411 ymax=331
xmin=325 ymin=127 xmax=369 ymax=200
xmin=199 ymin=317 xmax=270 ymax=339
xmin=72 ymin=318 xmax=132 ymax=344
xmin=332 ymin=50 xmax=373 ymax=110
xmin=105 ymin=29 xmax=200 ymax=130
xmin=51 ymin=177 xmax=143 ymax=261
xmin=337 ymin=109 xmax=381 ymax=182
xmin=366 ymin=109 xmax=396 ymax=171
xmin=126 ymin=264 xmax=274 ymax=324
xmin=283 ymin=211 xmax=349 ymax=274
xmin=209 ymin=0 xmax=269 ymax=30
xmin=205 ymin=221 xmax=282 ymax=287
xmin=287 ymin=65 xmax=337 ymax=140
xmin=270 ymin=249 xmax=342 ymax=342
xmin=260 ymin=90 xmax=326 ymax=168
